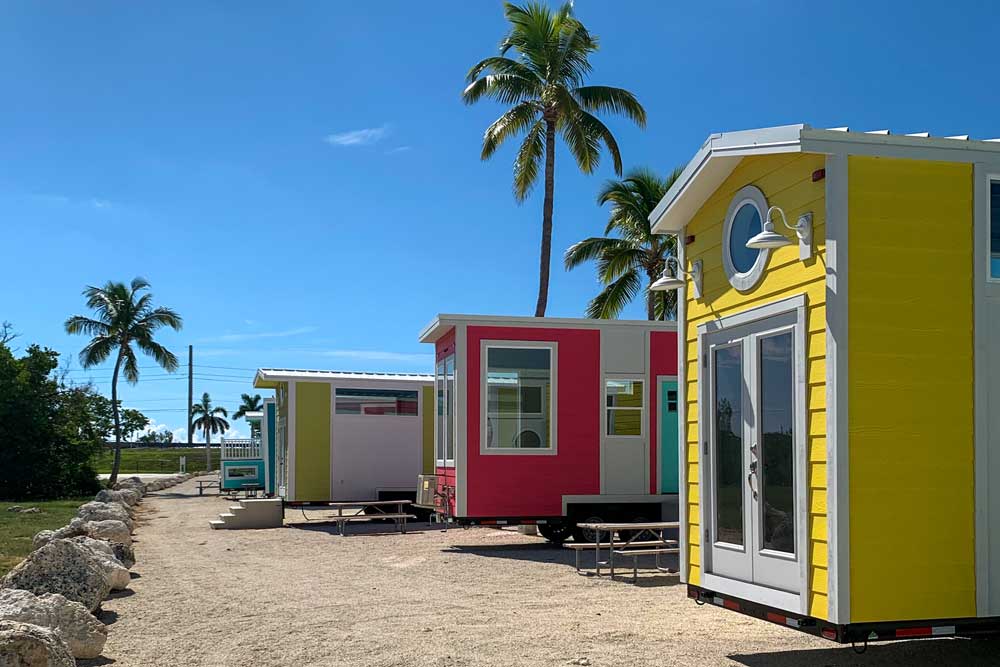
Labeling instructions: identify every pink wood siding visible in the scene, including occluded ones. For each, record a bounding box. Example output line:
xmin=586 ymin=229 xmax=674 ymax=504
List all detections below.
xmin=648 ymin=330 xmax=679 ymax=493
xmin=465 ymin=325 xmax=601 ymax=517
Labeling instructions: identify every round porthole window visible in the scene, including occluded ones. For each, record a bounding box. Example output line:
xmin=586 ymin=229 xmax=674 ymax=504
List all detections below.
xmin=722 ymin=185 xmax=771 ymax=291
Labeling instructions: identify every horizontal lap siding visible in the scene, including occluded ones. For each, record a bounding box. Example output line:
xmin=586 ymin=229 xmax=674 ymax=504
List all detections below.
xmin=684 ymin=153 xmax=829 ymax=619
xmin=847 ymin=156 xmax=975 ymax=622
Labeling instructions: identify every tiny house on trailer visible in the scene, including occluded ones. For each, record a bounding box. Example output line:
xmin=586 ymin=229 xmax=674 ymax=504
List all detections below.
xmin=219 ymin=410 xmax=276 ymax=495
xmin=252 ymin=369 xmax=435 ymax=504
xmin=649 ymin=123 xmax=1000 ymax=644
xmin=417 ymin=314 xmax=679 ymax=543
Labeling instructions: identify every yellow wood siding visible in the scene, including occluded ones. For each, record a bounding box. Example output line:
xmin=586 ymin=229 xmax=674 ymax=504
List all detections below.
xmin=683 ymin=153 xmax=829 ymax=618
xmin=294 ymin=381 xmax=332 ymax=501
xmin=847 ymin=156 xmax=975 ymax=622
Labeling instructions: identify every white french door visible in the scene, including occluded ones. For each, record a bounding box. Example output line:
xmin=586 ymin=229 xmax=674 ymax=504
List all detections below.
xmin=703 ymin=309 xmax=803 ymax=596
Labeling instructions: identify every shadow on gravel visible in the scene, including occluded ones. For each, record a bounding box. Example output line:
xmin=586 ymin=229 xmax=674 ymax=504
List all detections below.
xmin=97 ymin=610 xmax=118 ymax=626
xmin=445 ymin=542 xmax=681 ymax=585
xmin=285 ymin=521 xmax=442 ymax=537
xmin=77 ymin=657 xmax=116 ymax=666
xmin=729 ymin=637 xmax=1000 ymax=666
xmin=128 ymin=571 xmax=141 ymax=579
xmin=106 ymin=589 xmax=135 ymax=600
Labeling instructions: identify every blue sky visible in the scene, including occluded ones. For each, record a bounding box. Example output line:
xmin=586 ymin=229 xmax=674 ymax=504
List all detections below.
xmin=1 ymin=1 xmax=997 ymax=440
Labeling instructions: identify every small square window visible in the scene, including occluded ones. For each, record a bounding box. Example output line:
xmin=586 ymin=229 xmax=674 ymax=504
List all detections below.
xmin=606 ymin=379 xmax=644 ymax=436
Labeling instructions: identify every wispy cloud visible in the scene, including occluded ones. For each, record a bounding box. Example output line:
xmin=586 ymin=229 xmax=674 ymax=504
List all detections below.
xmin=198 ymin=326 xmax=318 ymax=344
xmin=324 ymin=124 xmax=389 ymax=147
xmin=321 ymin=349 xmax=433 ymax=364
xmin=385 ymin=146 xmax=411 ymax=155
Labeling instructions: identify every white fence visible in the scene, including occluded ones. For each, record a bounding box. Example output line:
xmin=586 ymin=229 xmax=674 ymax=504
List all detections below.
xmin=221 ymin=437 xmax=262 ymax=460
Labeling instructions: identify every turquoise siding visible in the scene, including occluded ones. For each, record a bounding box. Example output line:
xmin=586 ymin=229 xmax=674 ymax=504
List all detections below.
xmin=265 ymin=402 xmax=277 ymax=495
xmin=659 ymin=379 xmax=679 ymax=494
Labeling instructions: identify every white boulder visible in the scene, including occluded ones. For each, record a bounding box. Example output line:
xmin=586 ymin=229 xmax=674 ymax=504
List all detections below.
xmin=81 ymin=519 xmax=131 ymax=545
xmin=0 ymin=589 xmax=107 ymax=659
xmin=67 ymin=538 xmax=129 ymax=590
xmin=76 ymin=501 xmax=134 ymax=531
xmin=0 ymin=620 xmax=75 ymax=667
xmin=1 ymin=540 xmax=112 ymax=613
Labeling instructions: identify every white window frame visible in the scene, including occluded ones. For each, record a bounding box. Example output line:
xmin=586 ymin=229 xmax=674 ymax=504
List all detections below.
xmin=224 ymin=465 xmax=260 ymax=481
xmin=723 ymin=185 xmax=772 ymax=292
xmin=480 ymin=340 xmax=558 ymax=456
xmin=435 ymin=355 xmax=456 ymax=467
xmin=988 ymin=175 xmax=1000 ymax=284
xmin=333 ymin=387 xmax=420 ymax=417
xmin=604 ymin=376 xmax=646 ymax=438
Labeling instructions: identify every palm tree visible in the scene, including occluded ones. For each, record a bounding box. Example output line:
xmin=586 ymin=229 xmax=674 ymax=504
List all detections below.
xmin=65 ymin=278 xmax=182 ymax=486
xmin=233 ymin=393 xmax=263 ymax=438
xmin=463 ymin=1 xmax=646 ymax=317
xmin=191 ymin=392 xmax=229 ymax=471
xmin=565 ymin=167 xmax=683 ymax=320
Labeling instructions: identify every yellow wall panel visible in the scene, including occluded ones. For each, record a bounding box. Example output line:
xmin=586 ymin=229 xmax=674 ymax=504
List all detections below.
xmin=681 ymin=153 xmax=827 ymax=613
xmin=847 ymin=155 xmax=975 ymax=622
xmin=294 ymin=381 xmax=332 ymax=501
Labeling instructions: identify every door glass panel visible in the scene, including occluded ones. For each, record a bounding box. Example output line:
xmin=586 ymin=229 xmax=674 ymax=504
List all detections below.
xmin=713 ymin=345 xmax=744 ymax=546
xmin=759 ymin=332 xmax=795 ymax=554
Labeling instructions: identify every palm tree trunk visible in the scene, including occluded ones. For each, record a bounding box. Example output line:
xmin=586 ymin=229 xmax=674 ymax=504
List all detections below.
xmin=108 ymin=349 xmax=125 ymax=486
xmin=205 ymin=426 xmax=211 ymax=473
xmin=646 ymin=275 xmax=656 ymax=321
xmin=534 ymin=118 xmax=557 ymax=317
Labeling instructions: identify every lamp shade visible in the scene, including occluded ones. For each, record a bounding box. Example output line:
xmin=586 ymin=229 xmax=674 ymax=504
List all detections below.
xmin=746 ymin=224 xmax=793 ymax=250
xmin=650 ymin=273 xmax=685 ymax=291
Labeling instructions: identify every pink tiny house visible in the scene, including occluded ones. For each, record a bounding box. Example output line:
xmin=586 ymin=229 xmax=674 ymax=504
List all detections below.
xmin=418 ymin=314 xmax=680 ymax=542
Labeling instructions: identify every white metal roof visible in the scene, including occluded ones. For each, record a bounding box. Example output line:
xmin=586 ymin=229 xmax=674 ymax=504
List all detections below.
xmin=242 ymin=411 xmax=263 ymax=420
xmin=419 ymin=313 xmax=677 ymax=343
xmin=254 ymin=368 xmax=434 ymax=386
xmin=650 ymin=124 xmax=1000 ymax=234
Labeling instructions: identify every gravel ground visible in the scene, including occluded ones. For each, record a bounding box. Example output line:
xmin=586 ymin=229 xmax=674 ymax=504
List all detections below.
xmin=83 ymin=477 xmax=1000 ymax=667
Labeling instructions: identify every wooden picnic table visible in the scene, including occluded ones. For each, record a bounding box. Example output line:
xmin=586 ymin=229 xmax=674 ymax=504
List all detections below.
xmin=573 ymin=521 xmax=680 ymax=581
xmin=310 ymin=499 xmax=415 ymax=536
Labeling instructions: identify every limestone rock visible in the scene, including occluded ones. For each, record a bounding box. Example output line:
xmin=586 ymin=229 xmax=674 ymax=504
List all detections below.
xmin=30 ymin=532 xmax=54 ymax=552
xmin=0 ymin=620 xmax=75 ymax=667
xmin=80 ymin=520 xmax=131 ymax=545
xmin=76 ymin=502 xmax=133 ymax=532
xmin=95 ymin=488 xmax=141 ymax=507
xmin=113 ymin=476 xmax=146 ymax=493
xmin=0 ymin=589 xmax=107 ymax=659
xmin=110 ymin=541 xmax=135 ymax=569
xmin=1 ymin=540 xmax=112 ymax=613
xmin=67 ymin=538 xmax=129 ymax=590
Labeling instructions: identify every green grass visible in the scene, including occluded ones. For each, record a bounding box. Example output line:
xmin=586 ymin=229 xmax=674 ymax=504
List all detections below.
xmin=0 ymin=499 xmax=90 ymax=576
xmin=92 ymin=446 xmax=216 ymax=475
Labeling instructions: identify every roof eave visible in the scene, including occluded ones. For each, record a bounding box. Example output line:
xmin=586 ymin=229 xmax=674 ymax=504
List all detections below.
xmin=649 ymin=124 xmax=808 ymax=235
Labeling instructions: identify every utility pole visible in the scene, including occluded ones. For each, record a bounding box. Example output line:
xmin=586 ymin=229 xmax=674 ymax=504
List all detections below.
xmin=187 ymin=344 xmax=193 ymax=449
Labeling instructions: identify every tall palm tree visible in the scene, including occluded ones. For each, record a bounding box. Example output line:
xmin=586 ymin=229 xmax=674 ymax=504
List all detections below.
xmin=233 ymin=393 xmax=263 ymax=438
xmin=463 ymin=1 xmax=646 ymax=317
xmin=191 ymin=392 xmax=229 ymax=471
xmin=565 ymin=167 xmax=683 ymax=320
xmin=65 ymin=278 xmax=182 ymax=485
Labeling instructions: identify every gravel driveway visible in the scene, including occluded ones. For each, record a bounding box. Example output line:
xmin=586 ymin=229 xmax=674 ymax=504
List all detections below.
xmin=83 ymin=477 xmax=1000 ymax=666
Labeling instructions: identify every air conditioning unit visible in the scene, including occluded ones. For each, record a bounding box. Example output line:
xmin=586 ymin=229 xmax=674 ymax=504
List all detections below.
xmin=415 ymin=474 xmax=438 ymax=509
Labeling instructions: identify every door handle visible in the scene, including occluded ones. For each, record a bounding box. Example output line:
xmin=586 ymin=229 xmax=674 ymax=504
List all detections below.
xmin=747 ymin=459 xmax=758 ymax=500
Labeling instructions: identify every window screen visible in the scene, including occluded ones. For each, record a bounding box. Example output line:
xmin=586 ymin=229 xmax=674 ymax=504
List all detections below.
xmin=485 ymin=346 xmax=553 ymax=449
xmin=335 ymin=388 xmax=418 ymax=416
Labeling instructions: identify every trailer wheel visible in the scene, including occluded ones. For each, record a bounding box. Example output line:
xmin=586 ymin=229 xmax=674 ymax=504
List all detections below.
xmin=538 ymin=522 xmax=572 ymax=545
xmin=851 ymin=640 xmax=867 ymax=654
xmin=572 ymin=516 xmax=606 ymax=544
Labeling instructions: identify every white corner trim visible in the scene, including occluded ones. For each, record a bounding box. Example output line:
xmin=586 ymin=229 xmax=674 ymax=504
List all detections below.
xmin=677 ymin=234 xmax=690 ymax=583
xmin=456 ymin=324 xmax=468 ymax=518
xmin=824 ymin=152 xmax=850 ymax=624
xmin=287 ymin=381 xmax=297 ymax=502
xmin=974 ymin=163 xmax=994 ymax=617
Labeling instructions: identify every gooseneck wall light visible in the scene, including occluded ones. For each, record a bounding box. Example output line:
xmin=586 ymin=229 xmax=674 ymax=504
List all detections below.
xmin=650 ymin=256 xmax=703 ymax=299
xmin=746 ymin=206 xmax=813 ymax=260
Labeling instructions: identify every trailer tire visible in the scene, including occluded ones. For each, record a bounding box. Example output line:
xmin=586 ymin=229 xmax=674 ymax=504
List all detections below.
xmin=538 ymin=522 xmax=572 ymax=545
xmin=572 ymin=515 xmax=606 ymax=544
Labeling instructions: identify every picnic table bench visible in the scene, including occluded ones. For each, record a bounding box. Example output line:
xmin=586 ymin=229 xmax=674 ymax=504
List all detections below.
xmin=568 ymin=521 xmax=680 ymax=581
xmin=196 ymin=479 xmax=220 ymax=496
xmin=302 ymin=500 xmax=416 ymax=536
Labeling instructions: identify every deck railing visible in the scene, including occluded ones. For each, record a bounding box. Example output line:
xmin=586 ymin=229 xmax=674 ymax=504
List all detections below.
xmin=221 ymin=437 xmax=262 ymax=460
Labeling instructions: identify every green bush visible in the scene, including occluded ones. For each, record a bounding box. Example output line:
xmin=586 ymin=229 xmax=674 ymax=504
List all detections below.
xmin=0 ymin=344 xmax=104 ymax=500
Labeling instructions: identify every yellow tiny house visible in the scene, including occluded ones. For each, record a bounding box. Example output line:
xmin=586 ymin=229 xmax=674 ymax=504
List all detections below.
xmin=650 ymin=124 xmax=1000 ymax=645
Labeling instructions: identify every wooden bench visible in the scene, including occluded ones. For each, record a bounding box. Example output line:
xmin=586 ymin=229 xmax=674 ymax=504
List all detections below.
xmin=328 ymin=512 xmax=417 ymax=536
xmin=612 ymin=546 xmax=680 ymax=582
xmin=196 ymin=480 xmax=220 ymax=496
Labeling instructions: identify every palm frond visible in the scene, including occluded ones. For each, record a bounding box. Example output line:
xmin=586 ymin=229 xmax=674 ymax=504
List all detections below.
xmin=597 ymin=246 xmax=646 ymax=283
xmin=512 ymin=119 xmax=545 ymax=201
xmin=133 ymin=336 xmax=179 ymax=373
xmin=121 ymin=345 xmax=140 ymax=384
xmin=481 ymin=101 xmax=540 ymax=160
xmin=64 ymin=316 xmax=110 ymax=338
xmin=574 ymin=86 xmax=647 ymax=128
xmin=585 ymin=270 xmax=641 ymax=319
xmin=462 ymin=73 xmax=540 ymax=107
xmin=564 ymin=236 xmax=633 ymax=270
xmin=465 ymin=56 xmax=540 ymax=85
xmin=573 ymin=109 xmax=622 ymax=175
xmin=78 ymin=336 xmax=115 ymax=368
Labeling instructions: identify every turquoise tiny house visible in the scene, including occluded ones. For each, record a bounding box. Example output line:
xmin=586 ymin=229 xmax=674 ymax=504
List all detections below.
xmin=220 ymin=410 xmax=276 ymax=495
